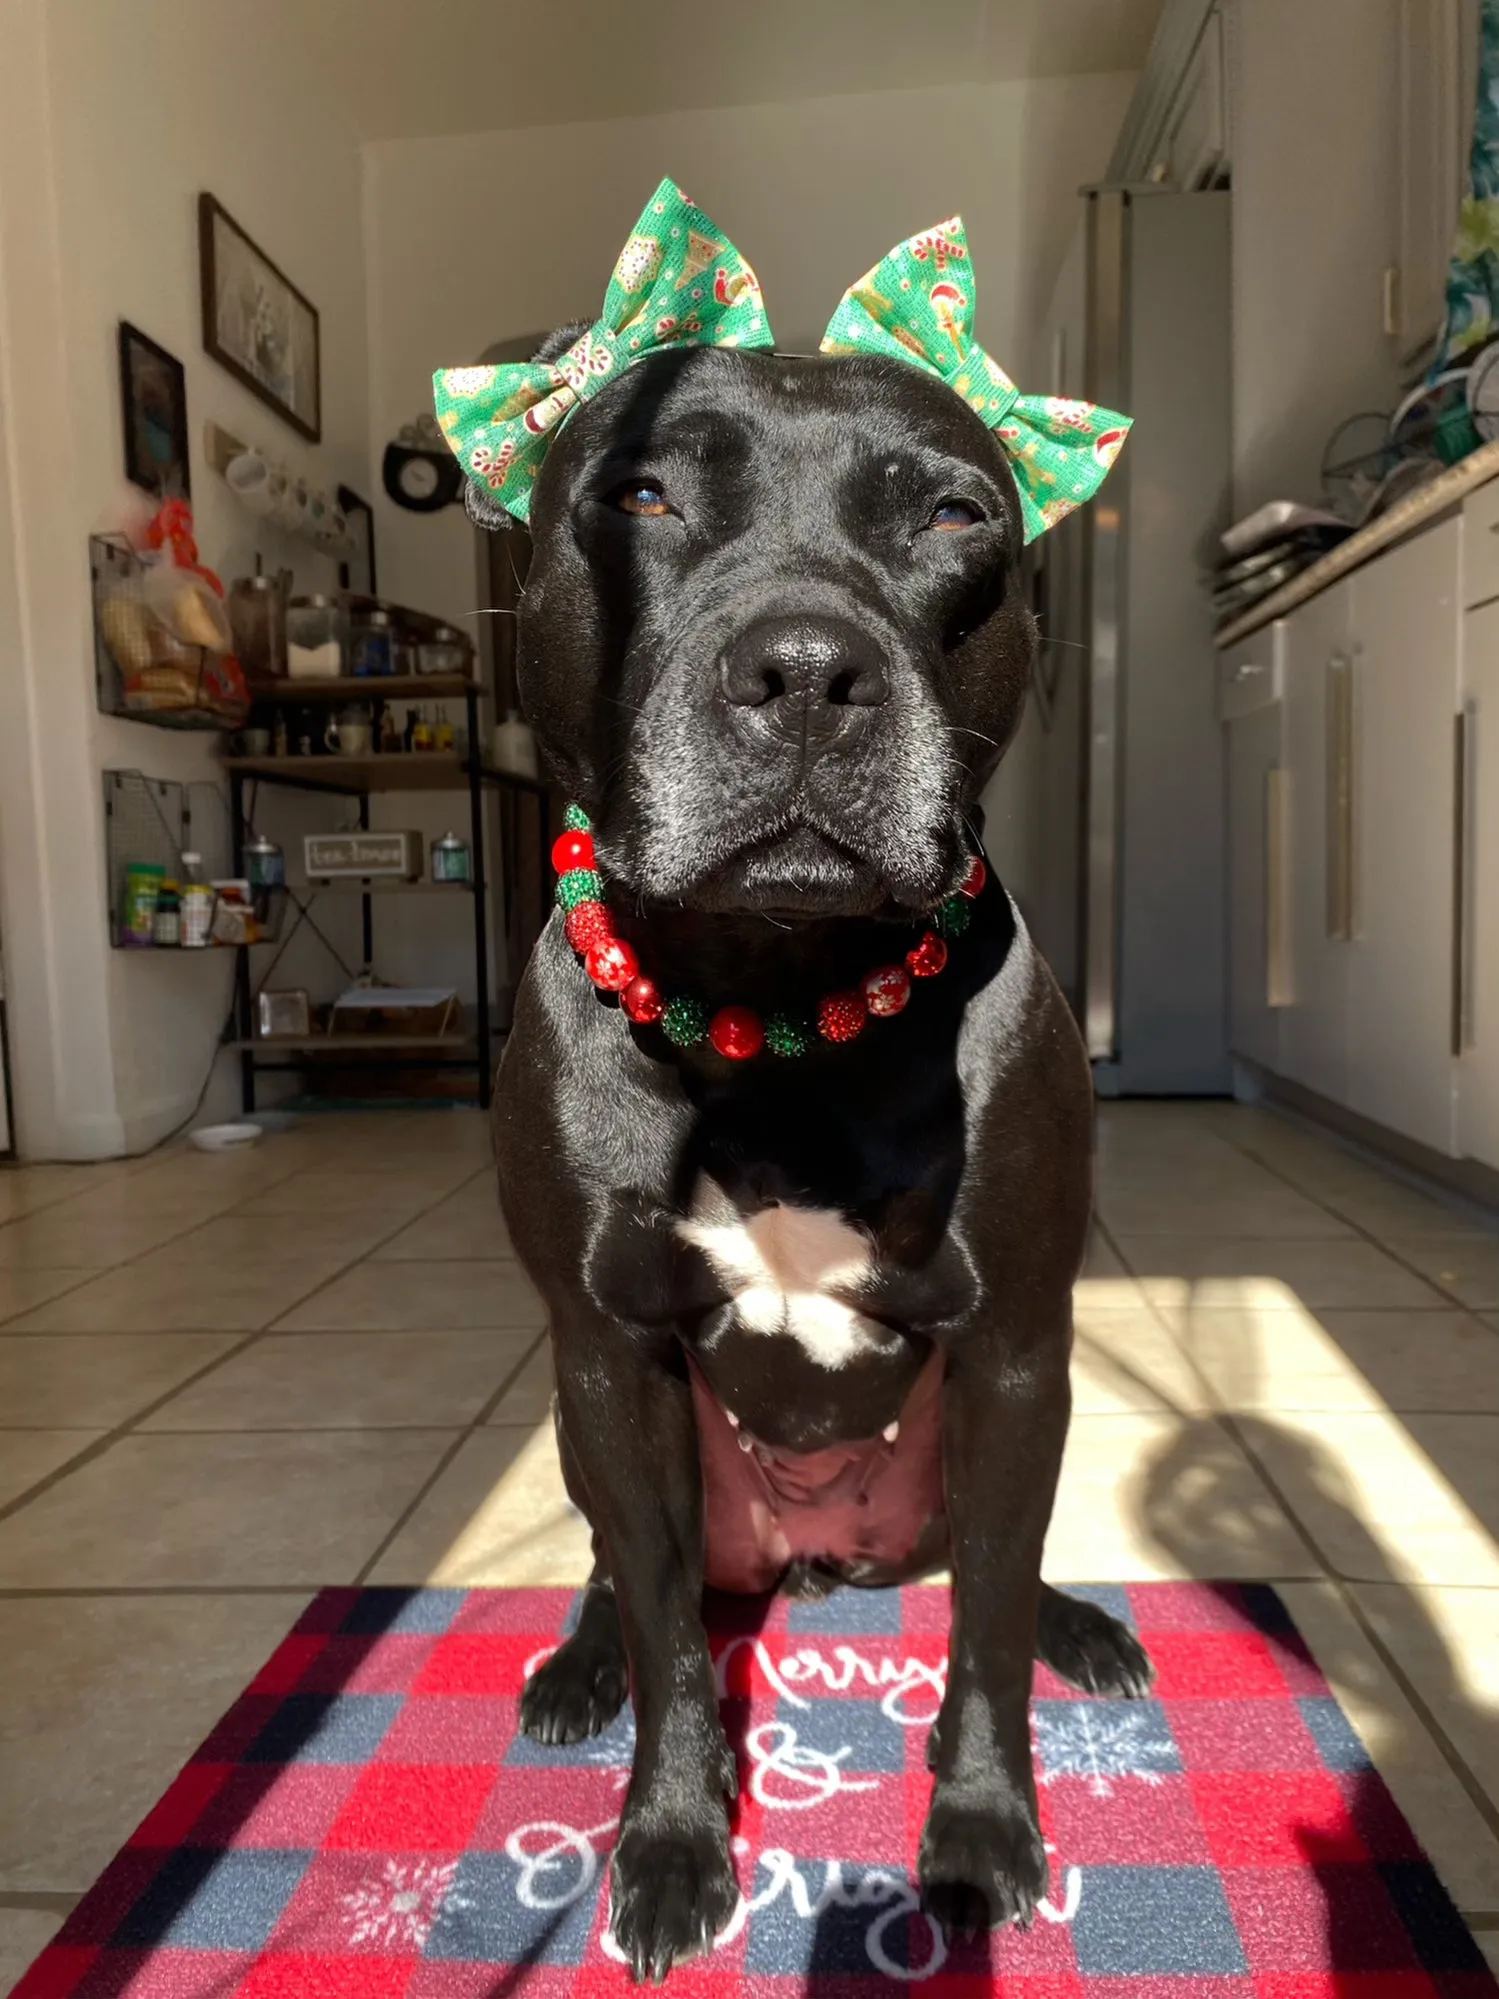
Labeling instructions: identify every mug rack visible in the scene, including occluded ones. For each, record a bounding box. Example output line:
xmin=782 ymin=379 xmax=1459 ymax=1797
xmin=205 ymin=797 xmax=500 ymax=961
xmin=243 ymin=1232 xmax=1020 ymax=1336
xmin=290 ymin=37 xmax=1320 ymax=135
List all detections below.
xmin=204 ymin=420 xmax=355 ymax=557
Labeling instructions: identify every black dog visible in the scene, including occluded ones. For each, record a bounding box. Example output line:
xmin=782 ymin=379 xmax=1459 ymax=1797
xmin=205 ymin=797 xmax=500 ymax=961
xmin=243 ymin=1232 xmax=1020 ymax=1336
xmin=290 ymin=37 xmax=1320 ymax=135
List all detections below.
xmin=487 ymin=332 xmax=1152 ymax=1981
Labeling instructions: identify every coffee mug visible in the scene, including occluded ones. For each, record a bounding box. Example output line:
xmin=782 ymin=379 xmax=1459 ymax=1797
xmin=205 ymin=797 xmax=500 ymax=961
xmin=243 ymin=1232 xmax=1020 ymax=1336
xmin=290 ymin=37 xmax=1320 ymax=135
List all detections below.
xmin=271 ymin=476 xmax=310 ymax=534
xmin=325 ymin=711 xmax=373 ymax=757
xmin=240 ymin=727 xmax=272 ymax=756
xmin=226 ymin=449 xmax=287 ymax=521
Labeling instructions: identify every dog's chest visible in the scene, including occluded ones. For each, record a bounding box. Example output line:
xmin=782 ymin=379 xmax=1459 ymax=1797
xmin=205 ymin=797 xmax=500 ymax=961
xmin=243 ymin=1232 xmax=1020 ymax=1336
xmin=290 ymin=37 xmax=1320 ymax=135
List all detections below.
xmin=676 ymin=1179 xmax=881 ymax=1369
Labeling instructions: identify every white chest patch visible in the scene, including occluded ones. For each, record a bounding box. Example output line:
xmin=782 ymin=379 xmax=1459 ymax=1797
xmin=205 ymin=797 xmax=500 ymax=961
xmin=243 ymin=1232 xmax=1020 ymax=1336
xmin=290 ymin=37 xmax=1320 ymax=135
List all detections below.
xmin=676 ymin=1179 xmax=879 ymax=1369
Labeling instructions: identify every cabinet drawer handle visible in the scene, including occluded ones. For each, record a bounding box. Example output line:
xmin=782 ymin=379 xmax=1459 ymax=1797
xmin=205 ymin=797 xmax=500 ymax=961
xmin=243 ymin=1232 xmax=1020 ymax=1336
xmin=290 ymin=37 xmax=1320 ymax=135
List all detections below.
xmin=1266 ymin=767 xmax=1290 ymax=1007
xmin=1326 ymin=654 xmax=1355 ymax=941
xmin=1454 ymin=706 xmax=1475 ymax=1055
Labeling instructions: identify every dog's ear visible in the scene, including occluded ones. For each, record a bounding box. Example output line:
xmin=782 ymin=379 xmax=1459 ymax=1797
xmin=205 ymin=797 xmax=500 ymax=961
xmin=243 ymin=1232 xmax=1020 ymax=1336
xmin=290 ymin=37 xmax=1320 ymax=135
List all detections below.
xmin=464 ymin=322 xmax=591 ymax=533
xmin=532 ymin=321 xmax=590 ymax=365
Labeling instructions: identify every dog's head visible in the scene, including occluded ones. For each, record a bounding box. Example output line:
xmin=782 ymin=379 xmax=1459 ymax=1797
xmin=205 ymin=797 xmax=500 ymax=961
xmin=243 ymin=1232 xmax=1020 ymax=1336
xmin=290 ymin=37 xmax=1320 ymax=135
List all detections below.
xmin=512 ymin=334 xmax=1035 ymax=921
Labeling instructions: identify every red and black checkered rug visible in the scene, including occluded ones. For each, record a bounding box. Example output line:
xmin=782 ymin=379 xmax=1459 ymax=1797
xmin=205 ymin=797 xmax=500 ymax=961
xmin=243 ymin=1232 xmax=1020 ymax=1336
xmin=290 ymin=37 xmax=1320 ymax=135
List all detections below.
xmin=14 ymin=1582 xmax=1497 ymax=1996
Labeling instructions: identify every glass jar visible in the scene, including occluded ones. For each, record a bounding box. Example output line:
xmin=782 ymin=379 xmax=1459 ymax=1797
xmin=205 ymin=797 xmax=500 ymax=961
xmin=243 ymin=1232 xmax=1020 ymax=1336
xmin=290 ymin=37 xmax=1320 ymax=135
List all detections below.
xmin=350 ymin=607 xmax=395 ymax=678
xmin=417 ymin=625 xmax=470 ymax=678
xmin=286 ymin=595 xmax=348 ymax=680
xmin=431 ymin=832 xmax=472 ymax=883
xmin=226 ymin=575 xmax=287 ymax=682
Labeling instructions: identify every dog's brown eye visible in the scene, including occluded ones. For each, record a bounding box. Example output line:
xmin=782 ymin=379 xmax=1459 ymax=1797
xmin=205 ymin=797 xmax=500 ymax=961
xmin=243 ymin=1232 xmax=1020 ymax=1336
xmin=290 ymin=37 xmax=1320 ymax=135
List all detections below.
xmin=926 ymin=500 xmax=982 ymax=532
xmin=615 ymin=483 xmax=670 ymax=516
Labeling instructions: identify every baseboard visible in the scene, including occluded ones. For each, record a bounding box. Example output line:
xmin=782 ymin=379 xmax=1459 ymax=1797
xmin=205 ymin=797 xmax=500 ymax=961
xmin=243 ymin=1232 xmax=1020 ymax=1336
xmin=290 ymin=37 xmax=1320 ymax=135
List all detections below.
xmin=1250 ymin=1064 xmax=1499 ymax=1219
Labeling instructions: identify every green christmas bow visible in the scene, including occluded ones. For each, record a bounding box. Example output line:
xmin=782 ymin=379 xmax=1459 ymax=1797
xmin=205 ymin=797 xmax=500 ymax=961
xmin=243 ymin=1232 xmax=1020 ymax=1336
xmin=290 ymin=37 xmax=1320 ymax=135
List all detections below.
xmin=433 ymin=178 xmax=772 ymax=524
xmin=821 ymin=216 xmax=1130 ymax=542
xmin=435 ymin=186 xmax=1129 ymax=539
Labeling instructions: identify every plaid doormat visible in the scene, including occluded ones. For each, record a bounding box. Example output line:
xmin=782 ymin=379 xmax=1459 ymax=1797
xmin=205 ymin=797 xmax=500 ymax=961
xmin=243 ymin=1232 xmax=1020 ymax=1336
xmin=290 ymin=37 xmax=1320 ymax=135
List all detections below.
xmin=14 ymin=1582 xmax=1498 ymax=1997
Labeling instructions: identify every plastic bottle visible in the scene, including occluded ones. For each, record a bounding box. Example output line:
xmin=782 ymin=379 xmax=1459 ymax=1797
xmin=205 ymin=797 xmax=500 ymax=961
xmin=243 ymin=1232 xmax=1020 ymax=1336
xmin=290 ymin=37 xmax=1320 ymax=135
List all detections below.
xmin=180 ymin=852 xmax=214 ymax=949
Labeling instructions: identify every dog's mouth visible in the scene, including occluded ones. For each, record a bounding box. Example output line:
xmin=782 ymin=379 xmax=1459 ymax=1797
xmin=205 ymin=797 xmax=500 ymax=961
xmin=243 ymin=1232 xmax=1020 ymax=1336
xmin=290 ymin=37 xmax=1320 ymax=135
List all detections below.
xmin=679 ymin=825 xmax=903 ymax=920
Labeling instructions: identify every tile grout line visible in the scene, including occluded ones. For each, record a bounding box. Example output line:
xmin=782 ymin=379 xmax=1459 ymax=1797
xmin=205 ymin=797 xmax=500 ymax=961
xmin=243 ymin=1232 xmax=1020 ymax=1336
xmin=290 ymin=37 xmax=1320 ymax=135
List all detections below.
xmin=1138 ymin=1111 xmax=1499 ymax=1856
xmin=0 ymin=1158 xmax=502 ymax=1526
xmin=0 ymin=1892 xmax=81 ymax=1915
xmin=349 ymin=1325 xmax=551 ymax=1587
xmin=1220 ymin=1121 xmax=1499 ymax=1332
xmin=0 ymin=1159 xmax=316 ymax=1330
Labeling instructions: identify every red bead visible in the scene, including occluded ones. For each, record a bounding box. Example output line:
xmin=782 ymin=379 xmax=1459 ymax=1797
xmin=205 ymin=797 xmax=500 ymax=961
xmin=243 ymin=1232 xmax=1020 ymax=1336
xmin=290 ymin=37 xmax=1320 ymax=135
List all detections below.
xmin=552 ymin=829 xmax=596 ymax=874
xmin=862 ymin=964 xmax=911 ymax=1018
xmin=620 ymin=974 xmax=665 ymax=1024
xmin=959 ymin=854 xmax=987 ymax=899
xmin=818 ymin=990 xmax=866 ymax=1043
xmin=709 ymin=1005 xmax=765 ymax=1061
xmin=584 ymin=936 xmax=638 ymax=992
xmin=907 ymin=931 xmax=948 ymax=979
xmin=564 ymin=901 xmax=612 ymax=953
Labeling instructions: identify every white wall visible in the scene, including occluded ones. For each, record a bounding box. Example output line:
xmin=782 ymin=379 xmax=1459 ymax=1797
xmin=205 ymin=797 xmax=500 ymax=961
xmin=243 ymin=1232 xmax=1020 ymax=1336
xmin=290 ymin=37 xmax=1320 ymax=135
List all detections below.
xmin=0 ymin=0 xmax=372 ymax=1154
xmin=1230 ymin=0 xmax=1406 ymax=514
xmin=363 ymin=72 xmax=1138 ymax=632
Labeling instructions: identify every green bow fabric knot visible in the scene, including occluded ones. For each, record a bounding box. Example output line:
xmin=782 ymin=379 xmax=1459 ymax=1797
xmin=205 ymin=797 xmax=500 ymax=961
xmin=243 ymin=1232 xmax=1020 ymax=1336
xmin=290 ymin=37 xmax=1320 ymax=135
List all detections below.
xmin=434 ymin=178 xmax=1130 ymax=537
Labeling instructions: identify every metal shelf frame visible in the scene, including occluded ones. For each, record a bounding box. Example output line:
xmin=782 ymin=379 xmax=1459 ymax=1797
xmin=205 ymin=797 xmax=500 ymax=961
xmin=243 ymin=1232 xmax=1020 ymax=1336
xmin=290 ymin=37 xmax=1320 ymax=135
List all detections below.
xmin=227 ymin=679 xmax=518 ymax=1111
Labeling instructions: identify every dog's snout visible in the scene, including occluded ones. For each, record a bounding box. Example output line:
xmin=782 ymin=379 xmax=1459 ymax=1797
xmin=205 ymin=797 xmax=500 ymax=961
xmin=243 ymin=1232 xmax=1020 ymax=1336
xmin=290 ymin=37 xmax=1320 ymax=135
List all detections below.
xmin=718 ymin=615 xmax=890 ymax=735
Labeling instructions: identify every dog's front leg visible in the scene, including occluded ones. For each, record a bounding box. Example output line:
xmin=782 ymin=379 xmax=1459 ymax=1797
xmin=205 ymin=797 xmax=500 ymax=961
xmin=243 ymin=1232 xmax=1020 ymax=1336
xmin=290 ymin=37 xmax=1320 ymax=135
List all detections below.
xmin=553 ymin=1324 xmax=738 ymax=1981
xmin=920 ymin=1318 xmax=1071 ymax=1933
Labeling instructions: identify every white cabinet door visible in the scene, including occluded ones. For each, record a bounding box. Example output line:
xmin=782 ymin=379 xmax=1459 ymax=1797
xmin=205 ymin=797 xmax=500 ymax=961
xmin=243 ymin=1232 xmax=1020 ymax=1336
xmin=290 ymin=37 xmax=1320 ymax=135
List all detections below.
xmin=1459 ymin=598 xmax=1499 ymax=1167
xmin=1280 ymin=580 xmax=1355 ymax=1106
xmin=1345 ymin=519 xmax=1461 ymax=1154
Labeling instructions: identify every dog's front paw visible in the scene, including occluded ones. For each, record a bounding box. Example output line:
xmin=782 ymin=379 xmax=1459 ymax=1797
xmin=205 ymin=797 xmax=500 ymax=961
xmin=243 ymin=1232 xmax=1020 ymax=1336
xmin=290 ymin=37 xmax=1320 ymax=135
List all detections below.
xmin=1037 ymin=1587 xmax=1155 ymax=1699
xmin=610 ymin=1815 xmax=739 ymax=1983
xmin=520 ymin=1632 xmax=628 ymax=1746
xmin=918 ymin=1793 xmax=1049 ymax=1937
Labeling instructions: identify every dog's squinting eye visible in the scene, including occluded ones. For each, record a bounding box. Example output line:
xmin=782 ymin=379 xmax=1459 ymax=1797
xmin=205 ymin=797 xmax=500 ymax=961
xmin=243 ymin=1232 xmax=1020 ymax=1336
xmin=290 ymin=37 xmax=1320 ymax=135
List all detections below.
xmin=613 ymin=483 xmax=671 ymax=517
xmin=926 ymin=500 xmax=983 ymax=532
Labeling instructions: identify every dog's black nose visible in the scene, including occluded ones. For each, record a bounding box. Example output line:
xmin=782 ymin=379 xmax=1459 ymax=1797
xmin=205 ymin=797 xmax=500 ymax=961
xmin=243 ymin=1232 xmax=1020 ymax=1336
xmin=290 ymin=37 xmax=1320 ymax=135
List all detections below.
xmin=719 ymin=615 xmax=890 ymax=737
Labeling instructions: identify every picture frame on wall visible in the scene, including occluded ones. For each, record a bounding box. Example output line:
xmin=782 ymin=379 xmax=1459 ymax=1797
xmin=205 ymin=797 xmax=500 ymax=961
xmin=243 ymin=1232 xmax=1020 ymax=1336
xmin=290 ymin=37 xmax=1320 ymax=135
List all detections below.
xmin=198 ymin=193 xmax=321 ymax=442
xmin=337 ymin=485 xmax=377 ymax=597
xmin=118 ymin=322 xmax=190 ymax=500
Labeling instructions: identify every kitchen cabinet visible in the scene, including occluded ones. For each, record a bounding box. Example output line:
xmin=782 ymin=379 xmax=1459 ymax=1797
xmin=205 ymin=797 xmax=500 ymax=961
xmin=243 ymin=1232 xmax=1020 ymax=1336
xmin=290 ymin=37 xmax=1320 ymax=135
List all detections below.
xmin=1234 ymin=519 xmax=1461 ymax=1157
xmin=1458 ymin=596 xmax=1499 ymax=1167
xmin=1344 ymin=519 xmax=1461 ymax=1154
xmin=1221 ymin=625 xmax=1287 ymax=1075
xmin=1279 ymin=578 xmax=1354 ymax=1109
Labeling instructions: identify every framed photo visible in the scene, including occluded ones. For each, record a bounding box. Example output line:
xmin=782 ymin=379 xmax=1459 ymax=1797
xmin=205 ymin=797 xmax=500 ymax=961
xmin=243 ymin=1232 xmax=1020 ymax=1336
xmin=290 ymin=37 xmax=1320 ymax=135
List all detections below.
xmin=198 ymin=193 xmax=321 ymax=441
xmin=118 ymin=322 xmax=190 ymax=500
xmin=337 ymin=484 xmax=377 ymax=597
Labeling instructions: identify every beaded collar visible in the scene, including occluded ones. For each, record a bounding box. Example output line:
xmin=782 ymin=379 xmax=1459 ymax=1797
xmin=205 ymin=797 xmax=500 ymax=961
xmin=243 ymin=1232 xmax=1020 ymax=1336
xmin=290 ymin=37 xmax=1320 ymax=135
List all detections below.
xmin=551 ymin=805 xmax=984 ymax=1061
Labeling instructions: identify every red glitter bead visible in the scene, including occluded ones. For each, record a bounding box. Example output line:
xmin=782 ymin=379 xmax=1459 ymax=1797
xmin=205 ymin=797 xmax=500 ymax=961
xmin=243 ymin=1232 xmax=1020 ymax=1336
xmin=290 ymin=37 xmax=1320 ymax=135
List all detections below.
xmin=818 ymin=990 xmax=866 ymax=1043
xmin=959 ymin=854 xmax=987 ymax=899
xmin=564 ymin=901 xmax=612 ymax=953
xmin=862 ymin=964 xmax=912 ymax=1018
xmin=584 ymin=936 xmax=639 ymax=992
xmin=907 ymin=931 xmax=948 ymax=979
xmin=709 ymin=1005 xmax=765 ymax=1061
xmin=551 ymin=829 xmax=595 ymax=874
xmin=621 ymin=974 xmax=665 ymax=1024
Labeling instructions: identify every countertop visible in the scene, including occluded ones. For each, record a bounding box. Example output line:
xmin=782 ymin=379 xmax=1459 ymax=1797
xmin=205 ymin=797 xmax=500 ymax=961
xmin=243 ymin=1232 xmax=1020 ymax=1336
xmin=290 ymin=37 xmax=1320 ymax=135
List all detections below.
xmin=1215 ymin=435 xmax=1499 ymax=648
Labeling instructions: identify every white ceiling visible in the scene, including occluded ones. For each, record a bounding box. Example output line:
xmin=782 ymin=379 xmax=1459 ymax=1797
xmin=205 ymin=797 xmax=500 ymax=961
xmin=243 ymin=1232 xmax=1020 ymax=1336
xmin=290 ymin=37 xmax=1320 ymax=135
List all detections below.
xmin=298 ymin=0 xmax=1162 ymax=143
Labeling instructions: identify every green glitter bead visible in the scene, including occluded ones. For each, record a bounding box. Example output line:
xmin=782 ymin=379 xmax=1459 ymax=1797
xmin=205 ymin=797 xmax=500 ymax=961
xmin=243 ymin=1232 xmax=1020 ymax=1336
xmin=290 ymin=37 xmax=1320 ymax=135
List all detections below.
xmin=556 ymin=868 xmax=604 ymax=912
xmin=661 ymin=995 xmax=708 ymax=1048
xmin=935 ymin=894 xmax=971 ymax=939
xmin=765 ymin=1012 xmax=815 ymax=1058
xmin=563 ymin=803 xmax=592 ymax=833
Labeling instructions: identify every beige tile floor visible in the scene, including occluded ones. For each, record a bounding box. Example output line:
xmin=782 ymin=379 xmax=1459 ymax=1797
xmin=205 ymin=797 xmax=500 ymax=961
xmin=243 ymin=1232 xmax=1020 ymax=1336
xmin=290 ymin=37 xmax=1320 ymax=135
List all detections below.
xmin=3 ymin=1098 xmax=1499 ymax=1986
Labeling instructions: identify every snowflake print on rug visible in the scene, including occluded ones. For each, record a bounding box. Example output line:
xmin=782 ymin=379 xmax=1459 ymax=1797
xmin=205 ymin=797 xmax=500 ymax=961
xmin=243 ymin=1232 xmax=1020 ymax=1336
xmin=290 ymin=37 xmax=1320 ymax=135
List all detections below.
xmin=11 ymin=1580 xmax=1499 ymax=1996
xmin=1033 ymin=1699 xmax=1180 ymax=1798
xmin=341 ymin=1857 xmax=464 ymax=1951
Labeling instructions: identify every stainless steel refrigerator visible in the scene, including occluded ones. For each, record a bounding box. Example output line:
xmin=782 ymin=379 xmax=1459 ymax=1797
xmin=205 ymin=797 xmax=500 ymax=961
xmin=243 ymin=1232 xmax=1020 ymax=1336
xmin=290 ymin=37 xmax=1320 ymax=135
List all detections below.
xmin=1011 ymin=186 xmax=1233 ymax=1096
